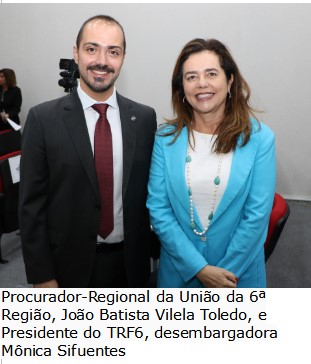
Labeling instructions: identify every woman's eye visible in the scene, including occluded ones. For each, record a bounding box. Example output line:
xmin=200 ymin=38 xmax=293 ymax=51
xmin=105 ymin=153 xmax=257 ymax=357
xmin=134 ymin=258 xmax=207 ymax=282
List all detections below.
xmin=208 ymin=72 xmax=217 ymax=78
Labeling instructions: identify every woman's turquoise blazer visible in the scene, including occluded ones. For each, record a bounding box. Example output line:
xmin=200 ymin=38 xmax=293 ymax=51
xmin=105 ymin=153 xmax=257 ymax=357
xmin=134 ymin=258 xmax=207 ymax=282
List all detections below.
xmin=147 ymin=119 xmax=276 ymax=288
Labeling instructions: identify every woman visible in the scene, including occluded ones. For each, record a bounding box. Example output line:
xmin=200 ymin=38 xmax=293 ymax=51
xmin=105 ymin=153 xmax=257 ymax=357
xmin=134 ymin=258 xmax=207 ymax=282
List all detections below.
xmin=147 ymin=39 xmax=276 ymax=288
xmin=0 ymin=68 xmax=22 ymax=131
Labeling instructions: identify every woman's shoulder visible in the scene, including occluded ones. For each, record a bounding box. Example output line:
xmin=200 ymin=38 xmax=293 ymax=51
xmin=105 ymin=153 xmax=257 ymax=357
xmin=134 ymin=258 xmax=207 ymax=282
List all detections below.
xmin=8 ymin=86 xmax=22 ymax=95
xmin=251 ymin=117 xmax=274 ymax=137
xmin=156 ymin=122 xmax=188 ymax=136
xmin=249 ymin=118 xmax=275 ymax=147
xmin=156 ymin=123 xmax=176 ymax=135
xmin=155 ymin=123 xmax=187 ymax=145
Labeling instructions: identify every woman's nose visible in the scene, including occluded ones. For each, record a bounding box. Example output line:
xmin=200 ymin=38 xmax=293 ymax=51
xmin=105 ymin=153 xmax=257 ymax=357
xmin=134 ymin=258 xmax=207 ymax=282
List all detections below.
xmin=197 ymin=75 xmax=209 ymax=87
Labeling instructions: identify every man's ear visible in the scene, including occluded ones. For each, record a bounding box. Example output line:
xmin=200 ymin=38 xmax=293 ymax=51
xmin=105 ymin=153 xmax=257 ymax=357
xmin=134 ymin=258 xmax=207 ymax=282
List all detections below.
xmin=73 ymin=46 xmax=78 ymax=64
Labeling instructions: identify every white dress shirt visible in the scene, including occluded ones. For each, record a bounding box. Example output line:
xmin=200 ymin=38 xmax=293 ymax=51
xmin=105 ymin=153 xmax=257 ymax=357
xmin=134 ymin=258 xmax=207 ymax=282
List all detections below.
xmin=77 ymin=84 xmax=124 ymax=243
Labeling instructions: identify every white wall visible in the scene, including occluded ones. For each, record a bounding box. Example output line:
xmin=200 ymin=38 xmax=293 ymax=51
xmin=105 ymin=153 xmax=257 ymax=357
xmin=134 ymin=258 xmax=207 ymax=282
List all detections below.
xmin=1 ymin=3 xmax=310 ymax=200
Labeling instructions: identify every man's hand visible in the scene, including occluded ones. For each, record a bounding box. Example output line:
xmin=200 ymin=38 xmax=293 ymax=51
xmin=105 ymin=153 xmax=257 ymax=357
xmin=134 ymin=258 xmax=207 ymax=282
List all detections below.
xmin=33 ymin=279 xmax=59 ymax=288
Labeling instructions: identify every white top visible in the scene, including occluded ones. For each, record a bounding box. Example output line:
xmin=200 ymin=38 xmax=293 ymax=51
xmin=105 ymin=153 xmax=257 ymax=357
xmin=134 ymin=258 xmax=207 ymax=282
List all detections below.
xmin=77 ymin=84 xmax=124 ymax=243
xmin=187 ymin=130 xmax=233 ymax=229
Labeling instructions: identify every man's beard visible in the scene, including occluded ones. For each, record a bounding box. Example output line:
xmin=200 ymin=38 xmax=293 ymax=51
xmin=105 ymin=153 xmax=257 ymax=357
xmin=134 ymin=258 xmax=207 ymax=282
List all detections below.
xmin=81 ymin=74 xmax=116 ymax=93
xmin=80 ymin=65 xmax=118 ymax=93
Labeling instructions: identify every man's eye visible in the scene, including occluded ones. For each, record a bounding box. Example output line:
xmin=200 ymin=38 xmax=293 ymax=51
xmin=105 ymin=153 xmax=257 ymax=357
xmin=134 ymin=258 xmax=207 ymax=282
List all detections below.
xmin=109 ymin=50 xmax=120 ymax=56
xmin=86 ymin=47 xmax=96 ymax=53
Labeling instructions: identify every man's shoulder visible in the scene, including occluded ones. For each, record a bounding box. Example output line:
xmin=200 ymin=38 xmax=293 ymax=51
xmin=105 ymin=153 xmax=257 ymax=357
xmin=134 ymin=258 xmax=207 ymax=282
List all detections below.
xmin=32 ymin=94 xmax=67 ymax=109
xmin=31 ymin=92 xmax=80 ymax=114
xmin=116 ymin=93 xmax=155 ymax=114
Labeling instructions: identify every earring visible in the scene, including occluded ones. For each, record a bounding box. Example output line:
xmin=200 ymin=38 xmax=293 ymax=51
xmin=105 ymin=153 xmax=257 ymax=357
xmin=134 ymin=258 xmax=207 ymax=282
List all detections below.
xmin=228 ymin=90 xmax=232 ymax=99
xmin=183 ymin=96 xmax=186 ymax=103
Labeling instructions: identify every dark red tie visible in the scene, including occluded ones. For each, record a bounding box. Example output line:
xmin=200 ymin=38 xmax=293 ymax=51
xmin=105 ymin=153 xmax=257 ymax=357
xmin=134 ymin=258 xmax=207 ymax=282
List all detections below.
xmin=92 ymin=103 xmax=114 ymax=239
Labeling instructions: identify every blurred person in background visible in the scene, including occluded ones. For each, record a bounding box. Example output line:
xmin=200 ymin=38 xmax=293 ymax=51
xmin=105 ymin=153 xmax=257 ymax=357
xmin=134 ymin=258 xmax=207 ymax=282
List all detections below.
xmin=0 ymin=68 xmax=22 ymax=131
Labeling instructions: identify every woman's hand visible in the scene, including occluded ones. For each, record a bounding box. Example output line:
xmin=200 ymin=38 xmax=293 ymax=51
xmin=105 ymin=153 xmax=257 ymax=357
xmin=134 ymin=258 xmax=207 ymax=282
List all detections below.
xmin=0 ymin=111 xmax=9 ymax=121
xmin=196 ymin=265 xmax=238 ymax=288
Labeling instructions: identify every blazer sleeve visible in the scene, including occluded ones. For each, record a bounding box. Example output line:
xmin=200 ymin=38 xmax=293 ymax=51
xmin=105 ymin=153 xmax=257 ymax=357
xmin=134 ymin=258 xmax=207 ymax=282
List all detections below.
xmin=19 ymin=106 xmax=56 ymax=284
xmin=5 ymin=87 xmax=22 ymax=120
xmin=147 ymin=134 xmax=208 ymax=283
xmin=216 ymin=124 xmax=276 ymax=278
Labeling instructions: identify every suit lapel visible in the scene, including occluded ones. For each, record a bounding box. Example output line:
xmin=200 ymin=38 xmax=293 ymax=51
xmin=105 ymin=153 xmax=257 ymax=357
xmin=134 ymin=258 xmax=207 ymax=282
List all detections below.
xmin=62 ymin=90 xmax=99 ymax=199
xmin=117 ymin=93 xmax=136 ymax=199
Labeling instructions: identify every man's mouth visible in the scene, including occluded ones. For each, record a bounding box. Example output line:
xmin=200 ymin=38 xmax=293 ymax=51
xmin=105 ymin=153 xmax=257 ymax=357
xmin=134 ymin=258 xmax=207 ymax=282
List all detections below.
xmin=88 ymin=65 xmax=114 ymax=75
xmin=93 ymin=70 xmax=109 ymax=76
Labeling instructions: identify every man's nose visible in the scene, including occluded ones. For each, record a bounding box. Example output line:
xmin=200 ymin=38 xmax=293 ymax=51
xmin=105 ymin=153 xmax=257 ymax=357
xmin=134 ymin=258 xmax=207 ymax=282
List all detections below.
xmin=96 ymin=49 xmax=108 ymax=64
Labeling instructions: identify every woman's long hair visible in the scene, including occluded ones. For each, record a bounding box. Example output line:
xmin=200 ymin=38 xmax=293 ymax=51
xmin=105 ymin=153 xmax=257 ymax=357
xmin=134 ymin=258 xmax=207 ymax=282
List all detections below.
xmin=0 ymin=68 xmax=17 ymax=88
xmin=163 ymin=38 xmax=258 ymax=153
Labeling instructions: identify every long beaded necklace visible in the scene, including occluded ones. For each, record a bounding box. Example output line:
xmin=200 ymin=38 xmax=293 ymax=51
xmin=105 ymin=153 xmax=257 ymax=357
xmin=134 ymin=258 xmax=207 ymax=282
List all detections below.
xmin=186 ymin=143 xmax=223 ymax=236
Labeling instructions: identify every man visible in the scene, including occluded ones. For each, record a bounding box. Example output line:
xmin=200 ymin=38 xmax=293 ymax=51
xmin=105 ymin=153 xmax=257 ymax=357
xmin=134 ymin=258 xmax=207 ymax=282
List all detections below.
xmin=19 ymin=15 xmax=157 ymax=288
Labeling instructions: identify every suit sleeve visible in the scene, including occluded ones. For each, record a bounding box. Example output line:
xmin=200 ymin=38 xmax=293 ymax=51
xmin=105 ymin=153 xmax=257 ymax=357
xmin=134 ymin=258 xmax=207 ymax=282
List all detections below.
xmin=147 ymin=134 xmax=208 ymax=283
xmin=19 ymin=106 xmax=56 ymax=284
xmin=216 ymin=125 xmax=276 ymax=278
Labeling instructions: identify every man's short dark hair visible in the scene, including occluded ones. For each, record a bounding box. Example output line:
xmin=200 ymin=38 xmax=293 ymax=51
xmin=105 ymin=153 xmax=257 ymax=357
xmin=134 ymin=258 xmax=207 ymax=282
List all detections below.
xmin=76 ymin=15 xmax=126 ymax=52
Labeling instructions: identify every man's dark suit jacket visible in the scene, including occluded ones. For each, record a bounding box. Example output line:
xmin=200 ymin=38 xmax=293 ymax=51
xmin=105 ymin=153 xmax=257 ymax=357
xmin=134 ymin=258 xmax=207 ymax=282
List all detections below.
xmin=19 ymin=89 xmax=157 ymax=287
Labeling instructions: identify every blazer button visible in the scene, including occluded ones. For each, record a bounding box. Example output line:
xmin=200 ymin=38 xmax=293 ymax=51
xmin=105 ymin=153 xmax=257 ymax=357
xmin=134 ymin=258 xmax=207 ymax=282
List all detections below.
xmin=201 ymin=236 xmax=207 ymax=242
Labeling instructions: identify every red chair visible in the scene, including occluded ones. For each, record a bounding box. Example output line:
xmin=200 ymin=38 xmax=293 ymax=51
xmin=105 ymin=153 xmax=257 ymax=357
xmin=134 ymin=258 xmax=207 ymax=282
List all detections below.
xmin=0 ymin=150 xmax=21 ymax=263
xmin=264 ymin=193 xmax=290 ymax=262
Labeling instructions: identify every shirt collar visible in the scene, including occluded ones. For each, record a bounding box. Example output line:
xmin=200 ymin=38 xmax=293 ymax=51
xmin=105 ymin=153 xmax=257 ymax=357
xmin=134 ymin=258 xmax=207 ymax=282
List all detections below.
xmin=77 ymin=83 xmax=118 ymax=110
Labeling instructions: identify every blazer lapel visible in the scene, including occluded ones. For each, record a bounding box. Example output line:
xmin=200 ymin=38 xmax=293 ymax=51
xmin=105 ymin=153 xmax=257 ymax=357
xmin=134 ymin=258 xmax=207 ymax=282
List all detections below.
xmin=211 ymin=132 xmax=259 ymax=224
xmin=117 ymin=93 xmax=136 ymax=199
xmin=163 ymin=127 xmax=203 ymax=228
xmin=164 ymin=127 xmax=259 ymax=231
xmin=62 ymin=90 xmax=99 ymax=199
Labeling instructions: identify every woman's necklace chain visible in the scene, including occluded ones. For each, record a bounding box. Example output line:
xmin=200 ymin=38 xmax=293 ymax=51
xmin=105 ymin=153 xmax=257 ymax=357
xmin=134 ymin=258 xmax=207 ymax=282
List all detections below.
xmin=186 ymin=144 xmax=223 ymax=236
